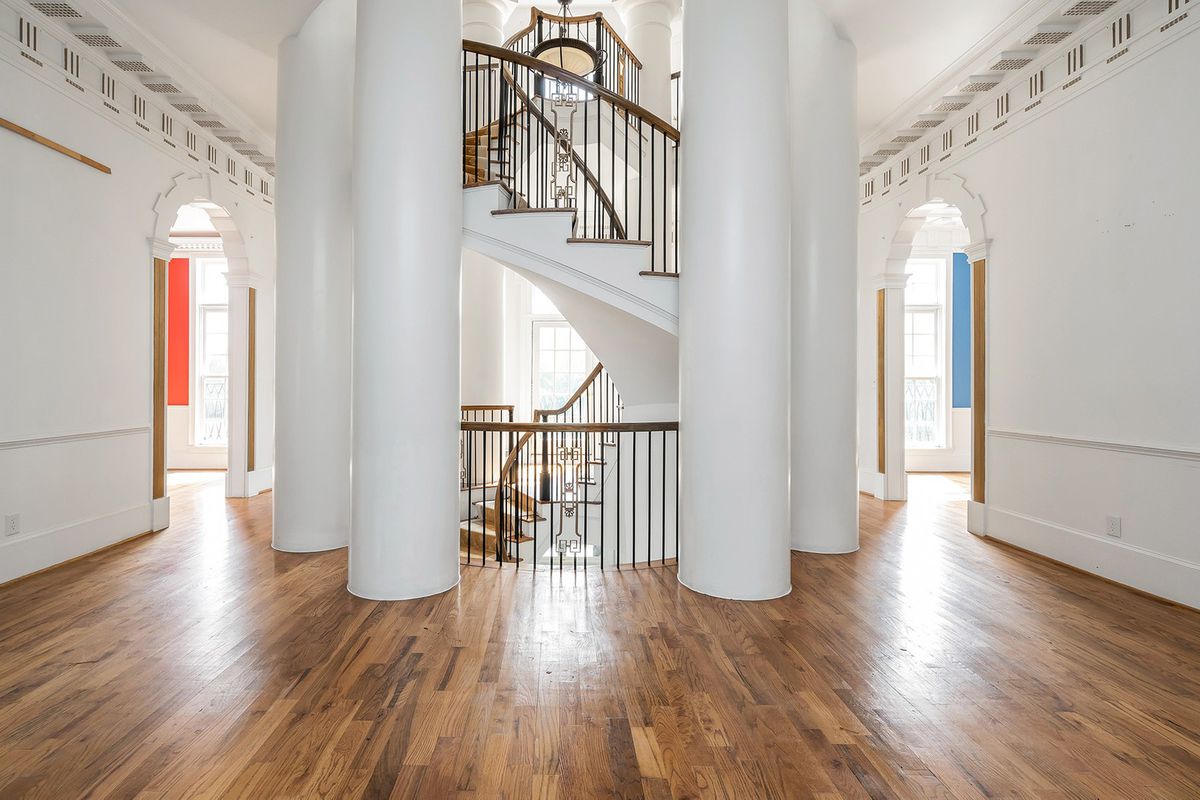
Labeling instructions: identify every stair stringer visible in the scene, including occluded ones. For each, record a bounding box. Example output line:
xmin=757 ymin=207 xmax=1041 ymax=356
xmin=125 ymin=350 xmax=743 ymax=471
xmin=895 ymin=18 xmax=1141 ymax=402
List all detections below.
xmin=463 ymin=184 xmax=678 ymax=412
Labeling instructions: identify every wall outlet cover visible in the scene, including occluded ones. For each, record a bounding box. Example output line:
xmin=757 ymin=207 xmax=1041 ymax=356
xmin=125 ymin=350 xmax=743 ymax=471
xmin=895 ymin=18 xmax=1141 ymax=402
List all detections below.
xmin=4 ymin=514 xmax=19 ymax=537
xmin=1105 ymin=515 xmax=1122 ymax=539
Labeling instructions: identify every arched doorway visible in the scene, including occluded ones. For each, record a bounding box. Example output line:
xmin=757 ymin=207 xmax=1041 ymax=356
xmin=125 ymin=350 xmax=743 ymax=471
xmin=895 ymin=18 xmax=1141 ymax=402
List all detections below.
xmin=148 ymin=175 xmax=267 ymax=530
xmin=874 ymin=175 xmax=989 ymax=534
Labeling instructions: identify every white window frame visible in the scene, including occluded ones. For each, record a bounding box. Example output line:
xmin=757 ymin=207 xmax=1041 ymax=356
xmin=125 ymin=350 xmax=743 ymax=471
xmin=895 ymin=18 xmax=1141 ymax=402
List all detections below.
xmin=191 ymin=257 xmax=229 ymax=448
xmin=903 ymin=253 xmax=954 ymax=452
xmin=530 ymin=317 xmax=596 ymax=413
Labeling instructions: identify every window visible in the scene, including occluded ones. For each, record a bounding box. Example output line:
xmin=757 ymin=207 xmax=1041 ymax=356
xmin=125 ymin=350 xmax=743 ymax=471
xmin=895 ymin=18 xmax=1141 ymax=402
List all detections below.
xmin=904 ymin=259 xmax=948 ymax=448
xmin=193 ymin=258 xmax=229 ymax=446
xmin=532 ymin=321 xmax=594 ymax=411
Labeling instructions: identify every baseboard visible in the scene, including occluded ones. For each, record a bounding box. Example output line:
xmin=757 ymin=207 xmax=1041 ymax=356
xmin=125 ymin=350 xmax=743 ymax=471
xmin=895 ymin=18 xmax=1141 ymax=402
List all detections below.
xmin=247 ymin=466 xmax=273 ymax=496
xmin=985 ymin=506 xmax=1200 ymax=611
xmin=967 ymin=501 xmax=987 ymax=536
xmin=152 ymin=496 xmax=170 ymax=531
xmin=0 ymin=503 xmax=152 ymax=585
xmin=858 ymin=470 xmax=883 ymax=497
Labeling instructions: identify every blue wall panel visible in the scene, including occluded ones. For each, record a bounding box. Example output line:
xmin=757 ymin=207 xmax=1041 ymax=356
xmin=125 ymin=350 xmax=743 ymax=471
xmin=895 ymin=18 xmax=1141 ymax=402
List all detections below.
xmin=952 ymin=253 xmax=972 ymax=408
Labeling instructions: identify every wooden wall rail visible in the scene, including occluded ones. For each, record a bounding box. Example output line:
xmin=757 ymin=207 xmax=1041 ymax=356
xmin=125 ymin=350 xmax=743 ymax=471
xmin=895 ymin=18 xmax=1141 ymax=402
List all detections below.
xmin=461 ymin=421 xmax=677 ymax=433
xmin=0 ymin=116 xmax=111 ymax=174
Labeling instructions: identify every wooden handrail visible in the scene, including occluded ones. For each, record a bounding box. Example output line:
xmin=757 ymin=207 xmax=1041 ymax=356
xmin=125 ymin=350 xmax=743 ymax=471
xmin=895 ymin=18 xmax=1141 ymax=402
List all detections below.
xmin=504 ymin=8 xmax=644 ymax=69
xmin=1 ymin=116 xmax=111 ymax=174
xmin=463 ymin=40 xmax=678 ymax=141
xmin=462 ymin=404 xmax=515 ymax=412
xmin=500 ymin=70 xmax=627 ymax=240
xmin=463 ymin=421 xmax=677 ymax=433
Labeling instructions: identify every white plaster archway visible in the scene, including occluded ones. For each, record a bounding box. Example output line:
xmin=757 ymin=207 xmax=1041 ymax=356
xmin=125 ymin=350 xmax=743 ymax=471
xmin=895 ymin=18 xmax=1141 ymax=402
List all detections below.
xmin=873 ymin=173 xmax=990 ymax=527
xmin=147 ymin=172 xmax=267 ymax=510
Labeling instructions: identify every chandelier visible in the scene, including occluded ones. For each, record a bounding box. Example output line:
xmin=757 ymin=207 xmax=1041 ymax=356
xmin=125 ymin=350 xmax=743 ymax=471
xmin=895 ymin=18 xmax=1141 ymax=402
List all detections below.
xmin=530 ymin=0 xmax=607 ymax=77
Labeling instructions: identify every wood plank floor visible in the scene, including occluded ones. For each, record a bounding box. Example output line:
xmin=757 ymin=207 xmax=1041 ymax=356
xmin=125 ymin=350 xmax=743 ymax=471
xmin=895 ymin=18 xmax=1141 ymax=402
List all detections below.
xmin=2 ymin=473 xmax=1200 ymax=798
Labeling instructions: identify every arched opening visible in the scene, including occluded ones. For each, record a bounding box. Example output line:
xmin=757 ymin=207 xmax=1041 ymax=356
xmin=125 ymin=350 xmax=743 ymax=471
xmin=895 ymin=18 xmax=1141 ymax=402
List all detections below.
xmin=162 ymin=202 xmax=233 ymax=500
xmin=874 ymin=175 xmax=988 ymax=531
xmin=149 ymin=177 xmax=263 ymax=526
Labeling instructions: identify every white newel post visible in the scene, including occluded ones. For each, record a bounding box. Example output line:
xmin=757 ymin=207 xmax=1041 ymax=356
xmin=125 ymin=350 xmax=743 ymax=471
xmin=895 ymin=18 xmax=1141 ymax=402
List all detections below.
xmin=273 ymin=0 xmax=355 ymax=552
xmin=349 ymin=0 xmax=463 ymax=600
xmin=677 ymin=0 xmax=792 ymax=600
xmin=788 ymin=0 xmax=860 ymax=553
xmin=616 ymin=0 xmax=680 ymax=121
xmin=875 ymin=270 xmax=910 ymax=502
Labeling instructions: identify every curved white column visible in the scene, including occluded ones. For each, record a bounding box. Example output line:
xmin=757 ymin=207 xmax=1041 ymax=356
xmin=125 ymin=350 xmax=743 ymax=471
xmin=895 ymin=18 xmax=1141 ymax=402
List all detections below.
xmin=677 ymin=0 xmax=792 ymax=600
xmin=348 ymin=0 xmax=463 ymax=600
xmin=272 ymin=0 xmax=355 ymax=553
xmin=789 ymin=0 xmax=860 ymax=553
xmin=616 ymin=0 xmax=679 ymax=120
xmin=462 ymin=0 xmax=508 ymax=45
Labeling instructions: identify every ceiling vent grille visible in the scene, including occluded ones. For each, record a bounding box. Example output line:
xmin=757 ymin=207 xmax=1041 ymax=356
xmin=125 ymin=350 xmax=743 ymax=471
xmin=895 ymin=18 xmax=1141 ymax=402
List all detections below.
xmin=109 ymin=51 xmax=152 ymax=72
xmin=932 ymin=96 xmax=972 ymax=113
xmin=195 ymin=119 xmax=226 ymax=128
xmin=989 ymin=51 xmax=1036 ymax=70
xmin=911 ymin=114 xmax=947 ymax=128
xmin=1023 ymin=24 xmax=1075 ymax=45
xmin=892 ymin=133 xmax=922 ymax=144
xmin=217 ymin=134 xmax=246 ymax=144
xmin=170 ymin=97 xmax=206 ymax=113
xmin=1064 ymin=1 xmax=1116 ymax=15
xmin=70 ymin=26 xmax=121 ymax=47
xmin=960 ymin=75 xmax=1001 ymax=92
xmin=30 ymin=2 xmax=81 ymax=17
xmin=144 ymin=82 xmax=181 ymax=94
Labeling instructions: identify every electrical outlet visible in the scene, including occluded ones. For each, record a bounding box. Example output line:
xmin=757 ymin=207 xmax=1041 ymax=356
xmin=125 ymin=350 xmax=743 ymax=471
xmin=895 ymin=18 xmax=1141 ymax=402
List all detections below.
xmin=1105 ymin=515 xmax=1122 ymax=539
xmin=4 ymin=514 xmax=19 ymax=537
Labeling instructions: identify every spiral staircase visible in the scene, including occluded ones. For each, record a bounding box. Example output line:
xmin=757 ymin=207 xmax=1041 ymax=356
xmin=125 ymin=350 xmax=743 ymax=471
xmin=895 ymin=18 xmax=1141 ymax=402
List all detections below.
xmin=457 ymin=8 xmax=680 ymax=570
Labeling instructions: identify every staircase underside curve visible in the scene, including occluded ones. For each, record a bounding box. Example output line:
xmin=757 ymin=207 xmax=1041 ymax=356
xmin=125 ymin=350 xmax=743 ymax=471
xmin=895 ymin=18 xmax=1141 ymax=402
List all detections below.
xmin=463 ymin=184 xmax=678 ymax=414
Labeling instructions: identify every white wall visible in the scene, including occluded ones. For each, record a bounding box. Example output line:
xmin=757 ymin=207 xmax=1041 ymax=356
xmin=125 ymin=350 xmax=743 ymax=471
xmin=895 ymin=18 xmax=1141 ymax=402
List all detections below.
xmin=857 ymin=27 xmax=1200 ymax=607
xmin=0 ymin=34 xmax=275 ymax=583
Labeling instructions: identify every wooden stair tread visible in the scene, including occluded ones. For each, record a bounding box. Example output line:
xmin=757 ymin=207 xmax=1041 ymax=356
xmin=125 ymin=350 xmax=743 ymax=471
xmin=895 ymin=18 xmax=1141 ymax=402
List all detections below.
xmin=492 ymin=207 xmax=576 ymax=217
xmin=639 ymin=271 xmax=680 ymax=278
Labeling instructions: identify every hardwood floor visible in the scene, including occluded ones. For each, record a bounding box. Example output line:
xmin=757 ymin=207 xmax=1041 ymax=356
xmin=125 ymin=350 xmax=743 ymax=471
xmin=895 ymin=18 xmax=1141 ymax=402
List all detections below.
xmin=2 ymin=474 xmax=1199 ymax=798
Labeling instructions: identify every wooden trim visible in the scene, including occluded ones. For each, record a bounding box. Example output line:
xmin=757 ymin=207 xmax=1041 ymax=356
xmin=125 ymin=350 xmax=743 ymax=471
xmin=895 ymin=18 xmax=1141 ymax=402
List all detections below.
xmin=638 ymin=271 xmax=679 ymax=278
xmin=246 ymin=287 xmax=256 ymax=474
xmin=462 ymin=421 xmax=677 ymax=433
xmin=0 ymin=116 xmax=111 ymax=174
xmin=971 ymin=259 xmax=987 ymax=504
xmin=152 ymin=258 xmax=167 ymax=500
xmin=461 ymin=405 xmax=517 ymax=412
xmin=876 ymin=289 xmax=886 ymax=475
xmin=463 ymin=41 xmax=679 ymax=140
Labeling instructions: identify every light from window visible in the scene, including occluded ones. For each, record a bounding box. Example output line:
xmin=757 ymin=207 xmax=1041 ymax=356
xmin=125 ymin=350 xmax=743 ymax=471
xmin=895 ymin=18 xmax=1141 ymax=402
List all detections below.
xmin=195 ymin=259 xmax=229 ymax=446
xmin=904 ymin=258 xmax=947 ymax=448
xmin=533 ymin=321 xmax=594 ymax=411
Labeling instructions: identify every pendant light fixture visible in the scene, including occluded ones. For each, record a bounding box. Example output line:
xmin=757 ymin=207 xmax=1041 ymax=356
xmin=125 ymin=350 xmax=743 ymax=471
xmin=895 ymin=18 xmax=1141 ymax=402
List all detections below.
xmin=530 ymin=0 xmax=607 ymax=78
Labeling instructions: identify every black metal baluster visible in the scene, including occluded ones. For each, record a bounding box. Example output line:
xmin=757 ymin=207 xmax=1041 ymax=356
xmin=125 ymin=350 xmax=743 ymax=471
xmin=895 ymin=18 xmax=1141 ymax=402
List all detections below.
xmin=632 ymin=430 xmax=637 ymax=567
xmin=466 ymin=427 xmax=473 ymax=566
xmin=661 ymin=428 xmax=666 ymax=565
xmin=616 ymin=431 xmax=622 ymax=569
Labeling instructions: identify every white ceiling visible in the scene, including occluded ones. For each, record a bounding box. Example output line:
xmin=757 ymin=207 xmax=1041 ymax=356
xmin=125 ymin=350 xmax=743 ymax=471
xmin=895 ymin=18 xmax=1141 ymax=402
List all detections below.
xmin=94 ymin=0 xmax=1043 ymax=145
xmin=103 ymin=0 xmax=323 ymax=136
xmin=814 ymin=0 xmax=1039 ymax=140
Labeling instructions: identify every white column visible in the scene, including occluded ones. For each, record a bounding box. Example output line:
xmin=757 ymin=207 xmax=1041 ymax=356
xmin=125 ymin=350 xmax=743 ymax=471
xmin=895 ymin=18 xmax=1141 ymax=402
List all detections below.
xmin=677 ymin=0 xmax=792 ymax=601
xmin=876 ymin=270 xmax=909 ymax=502
xmin=789 ymin=0 xmax=860 ymax=554
xmin=616 ymin=0 xmax=679 ymax=120
xmin=462 ymin=0 xmax=508 ymax=45
xmin=272 ymin=0 xmax=355 ymax=552
xmin=460 ymin=2 xmax=508 ymax=407
xmin=349 ymin=0 xmax=462 ymax=600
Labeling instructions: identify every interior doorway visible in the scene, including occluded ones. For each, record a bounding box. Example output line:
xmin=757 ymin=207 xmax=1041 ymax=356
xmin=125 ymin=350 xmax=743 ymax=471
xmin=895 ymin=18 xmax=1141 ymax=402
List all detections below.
xmin=900 ymin=202 xmax=971 ymax=478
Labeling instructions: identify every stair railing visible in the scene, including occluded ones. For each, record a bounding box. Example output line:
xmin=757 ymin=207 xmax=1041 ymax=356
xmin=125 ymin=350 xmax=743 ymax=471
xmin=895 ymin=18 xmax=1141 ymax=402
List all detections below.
xmin=462 ymin=40 xmax=680 ymax=275
xmin=461 ymin=420 xmax=678 ymax=571
xmin=460 ymin=405 xmax=514 ymax=490
xmin=503 ymin=8 xmax=642 ymax=104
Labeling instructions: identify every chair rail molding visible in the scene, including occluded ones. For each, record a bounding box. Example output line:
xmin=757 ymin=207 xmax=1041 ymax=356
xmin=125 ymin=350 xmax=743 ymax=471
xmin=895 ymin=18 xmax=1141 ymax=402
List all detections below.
xmin=987 ymin=428 xmax=1200 ymax=463
xmin=0 ymin=425 xmax=150 ymax=451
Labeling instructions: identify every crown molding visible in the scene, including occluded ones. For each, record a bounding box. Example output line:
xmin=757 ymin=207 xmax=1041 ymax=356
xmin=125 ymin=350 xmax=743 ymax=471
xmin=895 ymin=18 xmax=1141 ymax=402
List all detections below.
xmin=872 ymin=273 xmax=910 ymax=291
xmin=964 ymin=240 xmax=992 ymax=263
xmin=859 ymin=0 xmax=1062 ymax=156
xmin=148 ymin=237 xmax=176 ymax=261
xmin=73 ymin=0 xmax=275 ymax=156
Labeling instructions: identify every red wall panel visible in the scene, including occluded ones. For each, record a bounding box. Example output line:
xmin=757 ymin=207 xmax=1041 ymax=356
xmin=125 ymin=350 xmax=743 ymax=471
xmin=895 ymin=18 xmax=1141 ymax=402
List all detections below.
xmin=167 ymin=258 xmax=190 ymax=406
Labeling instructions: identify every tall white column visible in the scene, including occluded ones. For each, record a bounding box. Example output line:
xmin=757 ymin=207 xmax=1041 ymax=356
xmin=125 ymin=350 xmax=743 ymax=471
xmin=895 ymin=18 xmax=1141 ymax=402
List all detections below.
xmin=462 ymin=0 xmax=508 ymax=44
xmin=460 ymin=1 xmax=508 ymax=407
xmin=273 ymin=0 xmax=355 ymax=553
xmin=789 ymin=0 xmax=860 ymax=553
xmin=349 ymin=0 xmax=462 ymax=600
xmin=677 ymin=0 xmax=792 ymax=601
xmin=616 ymin=0 xmax=679 ymax=120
